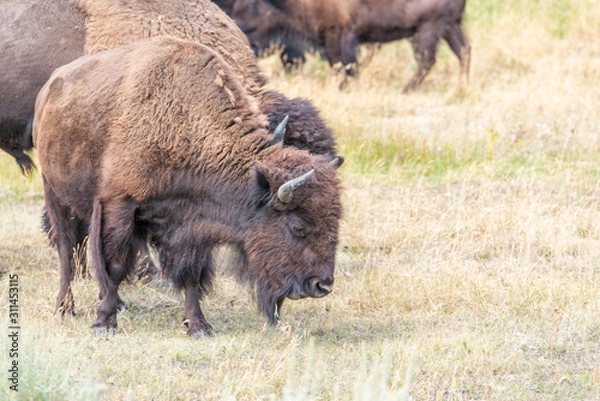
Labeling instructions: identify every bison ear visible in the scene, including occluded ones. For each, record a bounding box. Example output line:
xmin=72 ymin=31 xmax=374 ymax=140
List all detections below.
xmin=268 ymin=0 xmax=287 ymax=10
xmin=250 ymin=166 xmax=272 ymax=208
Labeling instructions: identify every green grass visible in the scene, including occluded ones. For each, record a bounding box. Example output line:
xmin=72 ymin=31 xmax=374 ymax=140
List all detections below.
xmin=2 ymin=1 xmax=600 ymax=399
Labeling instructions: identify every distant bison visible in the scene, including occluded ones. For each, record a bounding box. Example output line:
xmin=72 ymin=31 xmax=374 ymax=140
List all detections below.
xmin=231 ymin=0 xmax=471 ymax=92
xmin=34 ymin=37 xmax=344 ymax=336
xmin=1 ymin=0 xmax=336 ymax=172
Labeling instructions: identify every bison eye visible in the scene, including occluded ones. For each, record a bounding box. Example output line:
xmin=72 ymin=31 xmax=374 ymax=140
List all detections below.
xmin=289 ymin=220 xmax=306 ymax=238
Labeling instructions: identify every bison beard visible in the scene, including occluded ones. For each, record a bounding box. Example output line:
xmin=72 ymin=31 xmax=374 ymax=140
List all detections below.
xmin=34 ymin=37 xmax=343 ymax=337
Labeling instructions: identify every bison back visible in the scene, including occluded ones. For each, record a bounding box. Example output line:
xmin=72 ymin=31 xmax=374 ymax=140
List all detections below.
xmin=74 ymin=0 xmax=265 ymax=96
xmin=34 ymin=36 xmax=270 ymax=214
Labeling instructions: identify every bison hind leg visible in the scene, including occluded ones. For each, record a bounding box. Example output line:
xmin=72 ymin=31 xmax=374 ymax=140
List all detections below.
xmin=90 ymin=197 xmax=138 ymax=334
xmin=403 ymin=22 xmax=443 ymax=93
xmin=442 ymin=23 xmax=471 ymax=89
xmin=43 ymin=176 xmax=88 ymax=318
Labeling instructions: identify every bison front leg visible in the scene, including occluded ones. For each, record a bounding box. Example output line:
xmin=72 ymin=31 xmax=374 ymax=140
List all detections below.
xmin=89 ymin=197 xmax=137 ymax=334
xmin=403 ymin=21 xmax=442 ymax=93
xmin=43 ymin=176 xmax=87 ymax=317
xmin=182 ymin=280 xmax=215 ymax=338
xmin=326 ymin=27 xmax=358 ymax=89
xmin=178 ymin=248 xmax=215 ymax=337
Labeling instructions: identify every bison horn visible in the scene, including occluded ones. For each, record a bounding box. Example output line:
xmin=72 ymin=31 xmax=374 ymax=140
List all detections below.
xmin=329 ymin=155 xmax=345 ymax=169
xmin=270 ymin=115 xmax=289 ymax=146
xmin=277 ymin=169 xmax=315 ymax=204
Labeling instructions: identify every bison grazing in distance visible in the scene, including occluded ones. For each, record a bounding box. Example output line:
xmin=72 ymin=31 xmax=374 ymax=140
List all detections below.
xmin=1 ymin=0 xmax=336 ymax=172
xmin=231 ymin=0 xmax=471 ymax=92
xmin=34 ymin=37 xmax=344 ymax=336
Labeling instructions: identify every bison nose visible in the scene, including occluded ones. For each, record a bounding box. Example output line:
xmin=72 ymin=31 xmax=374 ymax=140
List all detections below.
xmin=308 ymin=276 xmax=334 ymax=298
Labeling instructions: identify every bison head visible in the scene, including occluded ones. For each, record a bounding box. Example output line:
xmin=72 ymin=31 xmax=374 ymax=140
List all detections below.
xmin=231 ymin=0 xmax=305 ymax=57
xmin=243 ymin=153 xmax=344 ymax=324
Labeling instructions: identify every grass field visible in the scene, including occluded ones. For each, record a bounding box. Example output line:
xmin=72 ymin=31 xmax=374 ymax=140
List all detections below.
xmin=1 ymin=1 xmax=600 ymax=399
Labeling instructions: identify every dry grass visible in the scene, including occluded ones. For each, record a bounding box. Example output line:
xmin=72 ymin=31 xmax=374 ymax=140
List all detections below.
xmin=2 ymin=1 xmax=600 ymax=399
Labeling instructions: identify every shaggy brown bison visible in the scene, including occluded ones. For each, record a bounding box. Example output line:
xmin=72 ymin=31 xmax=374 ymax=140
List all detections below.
xmin=33 ymin=37 xmax=344 ymax=336
xmin=1 ymin=0 xmax=336 ymax=173
xmin=2 ymin=0 xmax=337 ymax=312
xmin=231 ymin=0 xmax=471 ymax=92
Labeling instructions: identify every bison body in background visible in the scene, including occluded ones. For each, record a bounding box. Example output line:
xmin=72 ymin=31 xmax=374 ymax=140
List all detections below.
xmin=0 ymin=0 xmax=85 ymax=174
xmin=211 ymin=0 xmax=308 ymax=71
xmin=0 ymin=0 xmax=336 ymax=171
xmin=231 ymin=0 xmax=471 ymax=92
xmin=34 ymin=37 xmax=344 ymax=336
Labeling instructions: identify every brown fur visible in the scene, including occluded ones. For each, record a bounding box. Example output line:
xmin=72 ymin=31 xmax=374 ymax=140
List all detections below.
xmin=260 ymin=90 xmax=337 ymax=157
xmin=231 ymin=0 xmax=471 ymax=92
xmin=1 ymin=0 xmax=335 ymax=171
xmin=0 ymin=0 xmax=85 ymax=174
xmin=34 ymin=37 xmax=343 ymax=336
xmin=74 ymin=0 xmax=265 ymax=96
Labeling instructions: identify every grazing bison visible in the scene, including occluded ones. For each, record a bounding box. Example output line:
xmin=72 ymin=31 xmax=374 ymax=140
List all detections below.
xmin=34 ymin=37 xmax=344 ymax=336
xmin=1 ymin=0 xmax=336 ymax=173
xmin=231 ymin=0 xmax=471 ymax=92
xmin=2 ymin=0 xmax=337 ymax=313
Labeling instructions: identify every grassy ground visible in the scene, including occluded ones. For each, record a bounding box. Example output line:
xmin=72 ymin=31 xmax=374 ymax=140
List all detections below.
xmin=1 ymin=1 xmax=600 ymax=399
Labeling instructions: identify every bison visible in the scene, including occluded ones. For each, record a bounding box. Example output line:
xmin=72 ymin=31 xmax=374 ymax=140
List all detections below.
xmin=231 ymin=0 xmax=471 ymax=92
xmin=1 ymin=0 xmax=336 ymax=172
xmin=2 ymin=0 xmax=338 ymax=314
xmin=33 ymin=36 xmax=344 ymax=336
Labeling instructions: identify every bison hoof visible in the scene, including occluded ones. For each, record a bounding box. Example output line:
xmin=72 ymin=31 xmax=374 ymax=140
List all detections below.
xmin=183 ymin=319 xmax=215 ymax=338
xmin=92 ymin=314 xmax=118 ymax=335
xmin=191 ymin=329 xmax=215 ymax=339
xmin=92 ymin=326 xmax=117 ymax=336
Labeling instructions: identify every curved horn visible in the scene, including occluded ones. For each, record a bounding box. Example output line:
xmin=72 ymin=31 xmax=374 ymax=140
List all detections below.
xmin=270 ymin=115 xmax=289 ymax=146
xmin=329 ymin=155 xmax=345 ymax=169
xmin=277 ymin=169 xmax=315 ymax=204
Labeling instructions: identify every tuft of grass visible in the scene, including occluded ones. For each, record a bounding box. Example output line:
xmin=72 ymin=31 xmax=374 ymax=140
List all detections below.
xmin=0 ymin=323 xmax=105 ymax=401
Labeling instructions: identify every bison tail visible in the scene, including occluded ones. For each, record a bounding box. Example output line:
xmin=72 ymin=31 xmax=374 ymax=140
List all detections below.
xmin=17 ymin=153 xmax=36 ymax=176
xmin=90 ymin=198 xmax=110 ymax=298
